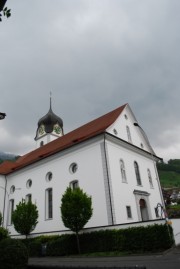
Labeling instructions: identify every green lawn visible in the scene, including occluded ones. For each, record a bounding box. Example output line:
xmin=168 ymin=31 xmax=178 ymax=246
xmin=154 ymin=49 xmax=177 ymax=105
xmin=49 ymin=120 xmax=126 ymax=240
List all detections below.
xmin=158 ymin=170 xmax=180 ymax=188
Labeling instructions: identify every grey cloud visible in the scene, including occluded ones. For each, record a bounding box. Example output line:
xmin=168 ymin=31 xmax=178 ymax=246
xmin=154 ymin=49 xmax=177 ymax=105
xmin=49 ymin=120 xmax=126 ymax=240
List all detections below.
xmin=1 ymin=0 xmax=180 ymax=161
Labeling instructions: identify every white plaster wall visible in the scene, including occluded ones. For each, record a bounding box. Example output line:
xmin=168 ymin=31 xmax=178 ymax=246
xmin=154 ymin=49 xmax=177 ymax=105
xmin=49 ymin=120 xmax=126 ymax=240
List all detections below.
xmin=170 ymin=218 xmax=180 ymax=246
xmin=5 ymin=137 xmax=109 ymax=236
xmin=0 ymin=175 xmax=6 ymax=220
xmin=36 ymin=133 xmax=59 ymax=148
xmin=107 ymin=105 xmax=153 ymax=153
xmin=106 ymin=140 xmax=164 ymax=224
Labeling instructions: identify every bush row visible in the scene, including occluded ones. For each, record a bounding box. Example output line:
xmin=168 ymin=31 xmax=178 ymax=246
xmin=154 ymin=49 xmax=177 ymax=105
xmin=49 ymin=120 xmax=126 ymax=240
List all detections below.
xmin=22 ymin=224 xmax=174 ymax=256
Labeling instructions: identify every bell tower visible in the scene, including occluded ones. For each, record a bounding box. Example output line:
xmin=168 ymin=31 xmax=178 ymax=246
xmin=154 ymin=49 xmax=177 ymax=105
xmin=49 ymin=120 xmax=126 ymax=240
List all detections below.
xmin=35 ymin=95 xmax=64 ymax=148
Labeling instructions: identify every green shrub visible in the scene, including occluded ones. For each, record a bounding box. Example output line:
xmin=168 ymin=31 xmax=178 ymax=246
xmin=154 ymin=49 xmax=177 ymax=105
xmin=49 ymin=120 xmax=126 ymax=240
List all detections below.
xmin=0 ymin=226 xmax=9 ymax=241
xmin=0 ymin=238 xmax=28 ymax=269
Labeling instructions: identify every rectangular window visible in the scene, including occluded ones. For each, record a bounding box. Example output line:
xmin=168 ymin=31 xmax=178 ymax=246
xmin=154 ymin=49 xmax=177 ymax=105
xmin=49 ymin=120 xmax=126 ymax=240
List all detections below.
xmin=155 ymin=207 xmax=159 ymax=218
xmin=8 ymin=199 xmax=14 ymax=225
xmin=126 ymin=206 xmax=132 ymax=219
xmin=26 ymin=194 xmax=32 ymax=203
xmin=45 ymin=188 xmax=53 ymax=219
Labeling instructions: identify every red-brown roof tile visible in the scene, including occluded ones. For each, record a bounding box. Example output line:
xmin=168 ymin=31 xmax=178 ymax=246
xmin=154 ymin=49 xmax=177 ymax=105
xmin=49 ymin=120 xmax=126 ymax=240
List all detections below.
xmin=0 ymin=104 xmax=127 ymax=175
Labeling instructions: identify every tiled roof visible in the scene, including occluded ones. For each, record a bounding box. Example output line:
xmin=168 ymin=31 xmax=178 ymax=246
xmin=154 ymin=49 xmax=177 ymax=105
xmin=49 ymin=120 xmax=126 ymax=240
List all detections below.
xmin=0 ymin=104 xmax=127 ymax=175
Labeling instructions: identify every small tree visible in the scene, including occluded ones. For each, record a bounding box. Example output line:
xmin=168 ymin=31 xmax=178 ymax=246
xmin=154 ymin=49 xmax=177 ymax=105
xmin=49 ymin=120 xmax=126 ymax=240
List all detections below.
xmin=61 ymin=187 xmax=93 ymax=254
xmin=12 ymin=200 xmax=38 ymax=238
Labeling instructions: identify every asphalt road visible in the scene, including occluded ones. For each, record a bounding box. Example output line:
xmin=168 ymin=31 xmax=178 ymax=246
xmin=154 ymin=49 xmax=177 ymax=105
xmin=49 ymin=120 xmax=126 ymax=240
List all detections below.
xmin=28 ymin=248 xmax=180 ymax=269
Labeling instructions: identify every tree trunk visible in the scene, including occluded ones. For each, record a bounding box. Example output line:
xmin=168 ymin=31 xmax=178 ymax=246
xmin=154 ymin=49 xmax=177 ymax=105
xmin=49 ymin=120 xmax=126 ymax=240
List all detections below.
xmin=75 ymin=231 xmax=81 ymax=254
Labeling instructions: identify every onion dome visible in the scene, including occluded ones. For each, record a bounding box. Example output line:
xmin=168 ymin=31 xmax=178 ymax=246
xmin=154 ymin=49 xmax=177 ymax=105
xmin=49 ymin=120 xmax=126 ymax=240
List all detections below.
xmin=35 ymin=97 xmax=63 ymax=141
xmin=37 ymin=99 xmax=63 ymax=133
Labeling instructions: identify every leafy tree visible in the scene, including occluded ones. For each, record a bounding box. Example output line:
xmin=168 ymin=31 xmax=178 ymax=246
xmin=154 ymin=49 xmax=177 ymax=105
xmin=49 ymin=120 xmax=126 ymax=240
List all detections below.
xmin=0 ymin=0 xmax=11 ymax=22
xmin=61 ymin=187 xmax=93 ymax=253
xmin=12 ymin=200 xmax=38 ymax=238
xmin=0 ymin=211 xmax=2 ymax=226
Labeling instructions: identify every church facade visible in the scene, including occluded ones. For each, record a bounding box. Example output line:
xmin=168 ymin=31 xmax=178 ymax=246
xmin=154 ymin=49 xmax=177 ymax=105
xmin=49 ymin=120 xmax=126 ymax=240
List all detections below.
xmin=0 ymin=102 xmax=165 ymax=236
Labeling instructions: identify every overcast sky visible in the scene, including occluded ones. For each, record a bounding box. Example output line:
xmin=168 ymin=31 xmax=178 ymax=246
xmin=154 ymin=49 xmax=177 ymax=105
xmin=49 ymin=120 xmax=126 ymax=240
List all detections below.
xmin=0 ymin=0 xmax=180 ymax=162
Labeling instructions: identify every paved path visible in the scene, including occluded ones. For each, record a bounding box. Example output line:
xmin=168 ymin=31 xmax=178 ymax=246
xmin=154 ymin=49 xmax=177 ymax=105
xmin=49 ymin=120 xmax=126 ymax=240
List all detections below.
xmin=28 ymin=248 xmax=180 ymax=269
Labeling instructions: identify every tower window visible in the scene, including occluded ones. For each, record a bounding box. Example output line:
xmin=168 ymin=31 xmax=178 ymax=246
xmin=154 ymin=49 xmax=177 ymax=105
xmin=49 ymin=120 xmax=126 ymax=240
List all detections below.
xmin=40 ymin=141 xmax=44 ymax=147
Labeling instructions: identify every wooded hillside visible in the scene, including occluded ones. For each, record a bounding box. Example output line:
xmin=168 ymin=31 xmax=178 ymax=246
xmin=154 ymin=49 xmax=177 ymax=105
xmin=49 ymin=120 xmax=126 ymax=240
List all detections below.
xmin=157 ymin=159 xmax=180 ymax=188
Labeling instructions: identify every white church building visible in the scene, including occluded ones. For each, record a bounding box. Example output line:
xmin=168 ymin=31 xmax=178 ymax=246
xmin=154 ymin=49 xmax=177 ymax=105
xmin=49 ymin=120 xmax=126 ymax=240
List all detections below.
xmin=0 ymin=102 xmax=165 ymax=236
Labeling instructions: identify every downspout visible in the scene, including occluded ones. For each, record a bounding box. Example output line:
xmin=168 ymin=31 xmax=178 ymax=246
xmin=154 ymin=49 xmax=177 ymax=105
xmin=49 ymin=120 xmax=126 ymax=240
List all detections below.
xmin=103 ymin=134 xmax=114 ymax=225
xmin=3 ymin=175 xmax=7 ymax=227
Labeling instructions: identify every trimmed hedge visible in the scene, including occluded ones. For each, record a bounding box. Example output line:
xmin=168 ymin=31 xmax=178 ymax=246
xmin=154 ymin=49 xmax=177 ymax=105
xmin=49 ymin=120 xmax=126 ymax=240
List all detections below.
xmin=47 ymin=234 xmax=77 ymax=256
xmin=24 ymin=224 xmax=174 ymax=256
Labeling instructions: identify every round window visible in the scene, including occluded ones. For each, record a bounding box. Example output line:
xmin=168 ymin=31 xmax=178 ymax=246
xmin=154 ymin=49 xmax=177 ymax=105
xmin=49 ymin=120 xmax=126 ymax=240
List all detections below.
xmin=69 ymin=163 xmax=78 ymax=174
xmin=46 ymin=172 xmax=53 ymax=182
xmin=141 ymin=143 xmax=144 ymax=148
xmin=10 ymin=185 xmax=15 ymax=194
xmin=113 ymin=128 xmax=118 ymax=135
xmin=26 ymin=179 xmax=32 ymax=189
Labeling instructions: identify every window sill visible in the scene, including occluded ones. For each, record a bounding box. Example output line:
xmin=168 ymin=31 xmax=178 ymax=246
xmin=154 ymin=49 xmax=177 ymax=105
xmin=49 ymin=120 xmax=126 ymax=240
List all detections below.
xmin=45 ymin=218 xmax=53 ymax=221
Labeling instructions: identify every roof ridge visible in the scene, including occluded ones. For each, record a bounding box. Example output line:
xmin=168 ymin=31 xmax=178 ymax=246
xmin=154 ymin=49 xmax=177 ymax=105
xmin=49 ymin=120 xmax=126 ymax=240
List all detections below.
xmin=0 ymin=104 xmax=127 ymax=175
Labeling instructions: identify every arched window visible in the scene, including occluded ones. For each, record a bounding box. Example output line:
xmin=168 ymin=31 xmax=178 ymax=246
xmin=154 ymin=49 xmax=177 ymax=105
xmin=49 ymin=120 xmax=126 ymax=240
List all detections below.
xmin=134 ymin=161 xmax=142 ymax=185
xmin=120 ymin=159 xmax=127 ymax=183
xmin=45 ymin=188 xmax=53 ymax=219
xmin=25 ymin=194 xmax=32 ymax=203
xmin=147 ymin=169 xmax=153 ymax=188
xmin=8 ymin=199 xmax=14 ymax=225
xmin=70 ymin=180 xmax=79 ymax=190
xmin=126 ymin=126 xmax=132 ymax=143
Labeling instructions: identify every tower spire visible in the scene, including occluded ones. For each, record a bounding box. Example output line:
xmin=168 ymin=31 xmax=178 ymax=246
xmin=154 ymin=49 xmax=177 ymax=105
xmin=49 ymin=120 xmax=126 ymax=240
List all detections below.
xmin=50 ymin=91 xmax=52 ymax=110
